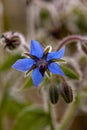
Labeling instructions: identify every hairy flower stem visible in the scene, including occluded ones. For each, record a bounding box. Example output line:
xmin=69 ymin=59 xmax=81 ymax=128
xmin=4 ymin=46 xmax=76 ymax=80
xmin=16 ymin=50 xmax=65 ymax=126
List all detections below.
xmin=0 ymin=0 xmax=3 ymax=35
xmin=48 ymin=103 xmax=56 ymax=130
xmin=23 ymin=44 xmax=29 ymax=52
xmin=0 ymin=115 xmax=3 ymax=130
xmin=26 ymin=1 xmax=35 ymax=41
xmin=58 ymin=95 xmax=79 ymax=130
xmin=42 ymin=88 xmax=49 ymax=112
xmin=42 ymin=88 xmax=55 ymax=130
xmin=0 ymin=83 xmax=10 ymax=130
xmin=57 ymin=35 xmax=86 ymax=51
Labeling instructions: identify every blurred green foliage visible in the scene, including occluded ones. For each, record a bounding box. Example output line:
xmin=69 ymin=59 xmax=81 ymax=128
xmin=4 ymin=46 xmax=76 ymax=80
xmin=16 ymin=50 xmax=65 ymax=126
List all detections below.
xmin=73 ymin=8 xmax=87 ymax=33
xmin=0 ymin=54 xmax=21 ymax=72
xmin=12 ymin=106 xmax=50 ymax=130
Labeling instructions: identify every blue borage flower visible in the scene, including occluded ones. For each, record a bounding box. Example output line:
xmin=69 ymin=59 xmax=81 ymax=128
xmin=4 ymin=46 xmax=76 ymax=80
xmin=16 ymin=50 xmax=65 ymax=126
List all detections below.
xmin=12 ymin=40 xmax=65 ymax=86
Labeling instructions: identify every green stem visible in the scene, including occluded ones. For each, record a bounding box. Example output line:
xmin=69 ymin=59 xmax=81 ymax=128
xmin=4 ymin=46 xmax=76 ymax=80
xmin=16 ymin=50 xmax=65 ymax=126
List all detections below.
xmin=0 ymin=83 xmax=10 ymax=130
xmin=58 ymin=96 xmax=79 ymax=130
xmin=56 ymin=35 xmax=86 ymax=51
xmin=48 ymin=102 xmax=55 ymax=130
xmin=0 ymin=117 xmax=3 ymax=130
xmin=42 ymin=88 xmax=55 ymax=130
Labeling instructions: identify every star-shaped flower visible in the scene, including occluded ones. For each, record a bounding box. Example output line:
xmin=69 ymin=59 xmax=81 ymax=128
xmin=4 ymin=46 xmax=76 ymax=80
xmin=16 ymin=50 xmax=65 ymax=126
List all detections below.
xmin=12 ymin=40 xmax=65 ymax=86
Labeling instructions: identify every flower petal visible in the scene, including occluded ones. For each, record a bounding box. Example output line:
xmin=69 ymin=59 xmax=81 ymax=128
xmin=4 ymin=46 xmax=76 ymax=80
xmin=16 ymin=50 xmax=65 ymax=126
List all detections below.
xmin=32 ymin=68 xmax=43 ymax=87
xmin=12 ymin=58 xmax=35 ymax=72
xmin=48 ymin=62 xmax=65 ymax=76
xmin=47 ymin=47 xmax=65 ymax=61
xmin=30 ymin=40 xmax=44 ymax=58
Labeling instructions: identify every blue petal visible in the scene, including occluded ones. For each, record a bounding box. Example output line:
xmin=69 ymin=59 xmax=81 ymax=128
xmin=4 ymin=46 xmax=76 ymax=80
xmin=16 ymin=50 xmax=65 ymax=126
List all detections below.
xmin=48 ymin=62 xmax=64 ymax=76
xmin=30 ymin=40 xmax=44 ymax=58
xmin=47 ymin=47 xmax=65 ymax=61
xmin=12 ymin=58 xmax=35 ymax=72
xmin=32 ymin=68 xmax=43 ymax=87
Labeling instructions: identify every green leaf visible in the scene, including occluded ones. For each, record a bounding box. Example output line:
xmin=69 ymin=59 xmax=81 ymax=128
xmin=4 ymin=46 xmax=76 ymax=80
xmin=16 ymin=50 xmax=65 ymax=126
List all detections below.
xmin=60 ymin=65 xmax=80 ymax=80
xmin=5 ymin=96 xmax=29 ymax=118
xmin=12 ymin=106 xmax=50 ymax=130
xmin=0 ymin=54 xmax=21 ymax=72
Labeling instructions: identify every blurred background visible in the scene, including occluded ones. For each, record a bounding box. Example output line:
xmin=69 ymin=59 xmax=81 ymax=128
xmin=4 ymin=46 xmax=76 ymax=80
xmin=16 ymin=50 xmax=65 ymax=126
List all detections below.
xmin=0 ymin=0 xmax=87 ymax=130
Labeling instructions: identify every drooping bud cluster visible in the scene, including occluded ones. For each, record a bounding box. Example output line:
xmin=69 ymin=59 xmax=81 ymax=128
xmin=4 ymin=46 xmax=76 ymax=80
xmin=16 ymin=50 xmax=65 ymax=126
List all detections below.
xmin=48 ymin=81 xmax=73 ymax=104
xmin=81 ymin=41 xmax=87 ymax=55
xmin=0 ymin=31 xmax=28 ymax=53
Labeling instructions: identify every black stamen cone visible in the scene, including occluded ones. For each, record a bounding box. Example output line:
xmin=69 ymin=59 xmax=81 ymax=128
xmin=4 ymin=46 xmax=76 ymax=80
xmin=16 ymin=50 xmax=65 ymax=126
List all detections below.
xmin=39 ymin=65 xmax=46 ymax=76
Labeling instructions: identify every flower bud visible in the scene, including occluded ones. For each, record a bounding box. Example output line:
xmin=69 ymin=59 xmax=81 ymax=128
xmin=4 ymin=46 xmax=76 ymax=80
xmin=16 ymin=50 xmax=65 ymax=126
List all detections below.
xmin=81 ymin=42 xmax=87 ymax=54
xmin=60 ymin=82 xmax=73 ymax=103
xmin=48 ymin=85 xmax=59 ymax=104
xmin=0 ymin=31 xmax=28 ymax=53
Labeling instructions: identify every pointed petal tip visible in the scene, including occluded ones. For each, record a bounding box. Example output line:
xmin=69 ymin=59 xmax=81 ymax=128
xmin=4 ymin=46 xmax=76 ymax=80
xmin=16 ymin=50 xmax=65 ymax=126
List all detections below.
xmin=31 ymin=39 xmax=36 ymax=43
xmin=32 ymin=68 xmax=43 ymax=87
xmin=48 ymin=62 xmax=65 ymax=76
xmin=30 ymin=40 xmax=44 ymax=58
xmin=56 ymin=47 xmax=65 ymax=57
xmin=12 ymin=58 xmax=35 ymax=72
xmin=47 ymin=47 xmax=65 ymax=61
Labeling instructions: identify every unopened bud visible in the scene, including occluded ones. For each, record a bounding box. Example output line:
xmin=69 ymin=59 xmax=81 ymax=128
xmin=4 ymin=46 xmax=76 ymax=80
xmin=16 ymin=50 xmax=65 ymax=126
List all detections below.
xmin=60 ymin=82 xmax=73 ymax=103
xmin=48 ymin=85 xmax=59 ymax=104
xmin=81 ymin=42 xmax=87 ymax=54
xmin=0 ymin=31 xmax=28 ymax=53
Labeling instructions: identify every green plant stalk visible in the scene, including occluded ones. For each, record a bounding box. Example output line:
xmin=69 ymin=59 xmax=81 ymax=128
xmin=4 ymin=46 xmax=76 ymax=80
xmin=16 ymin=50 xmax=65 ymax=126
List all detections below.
xmin=0 ymin=116 xmax=3 ymax=130
xmin=58 ymin=96 xmax=79 ymax=130
xmin=42 ymin=88 xmax=55 ymax=130
xmin=0 ymin=83 xmax=10 ymax=130
xmin=56 ymin=35 xmax=86 ymax=51
xmin=48 ymin=103 xmax=56 ymax=130
xmin=0 ymin=0 xmax=4 ymax=35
